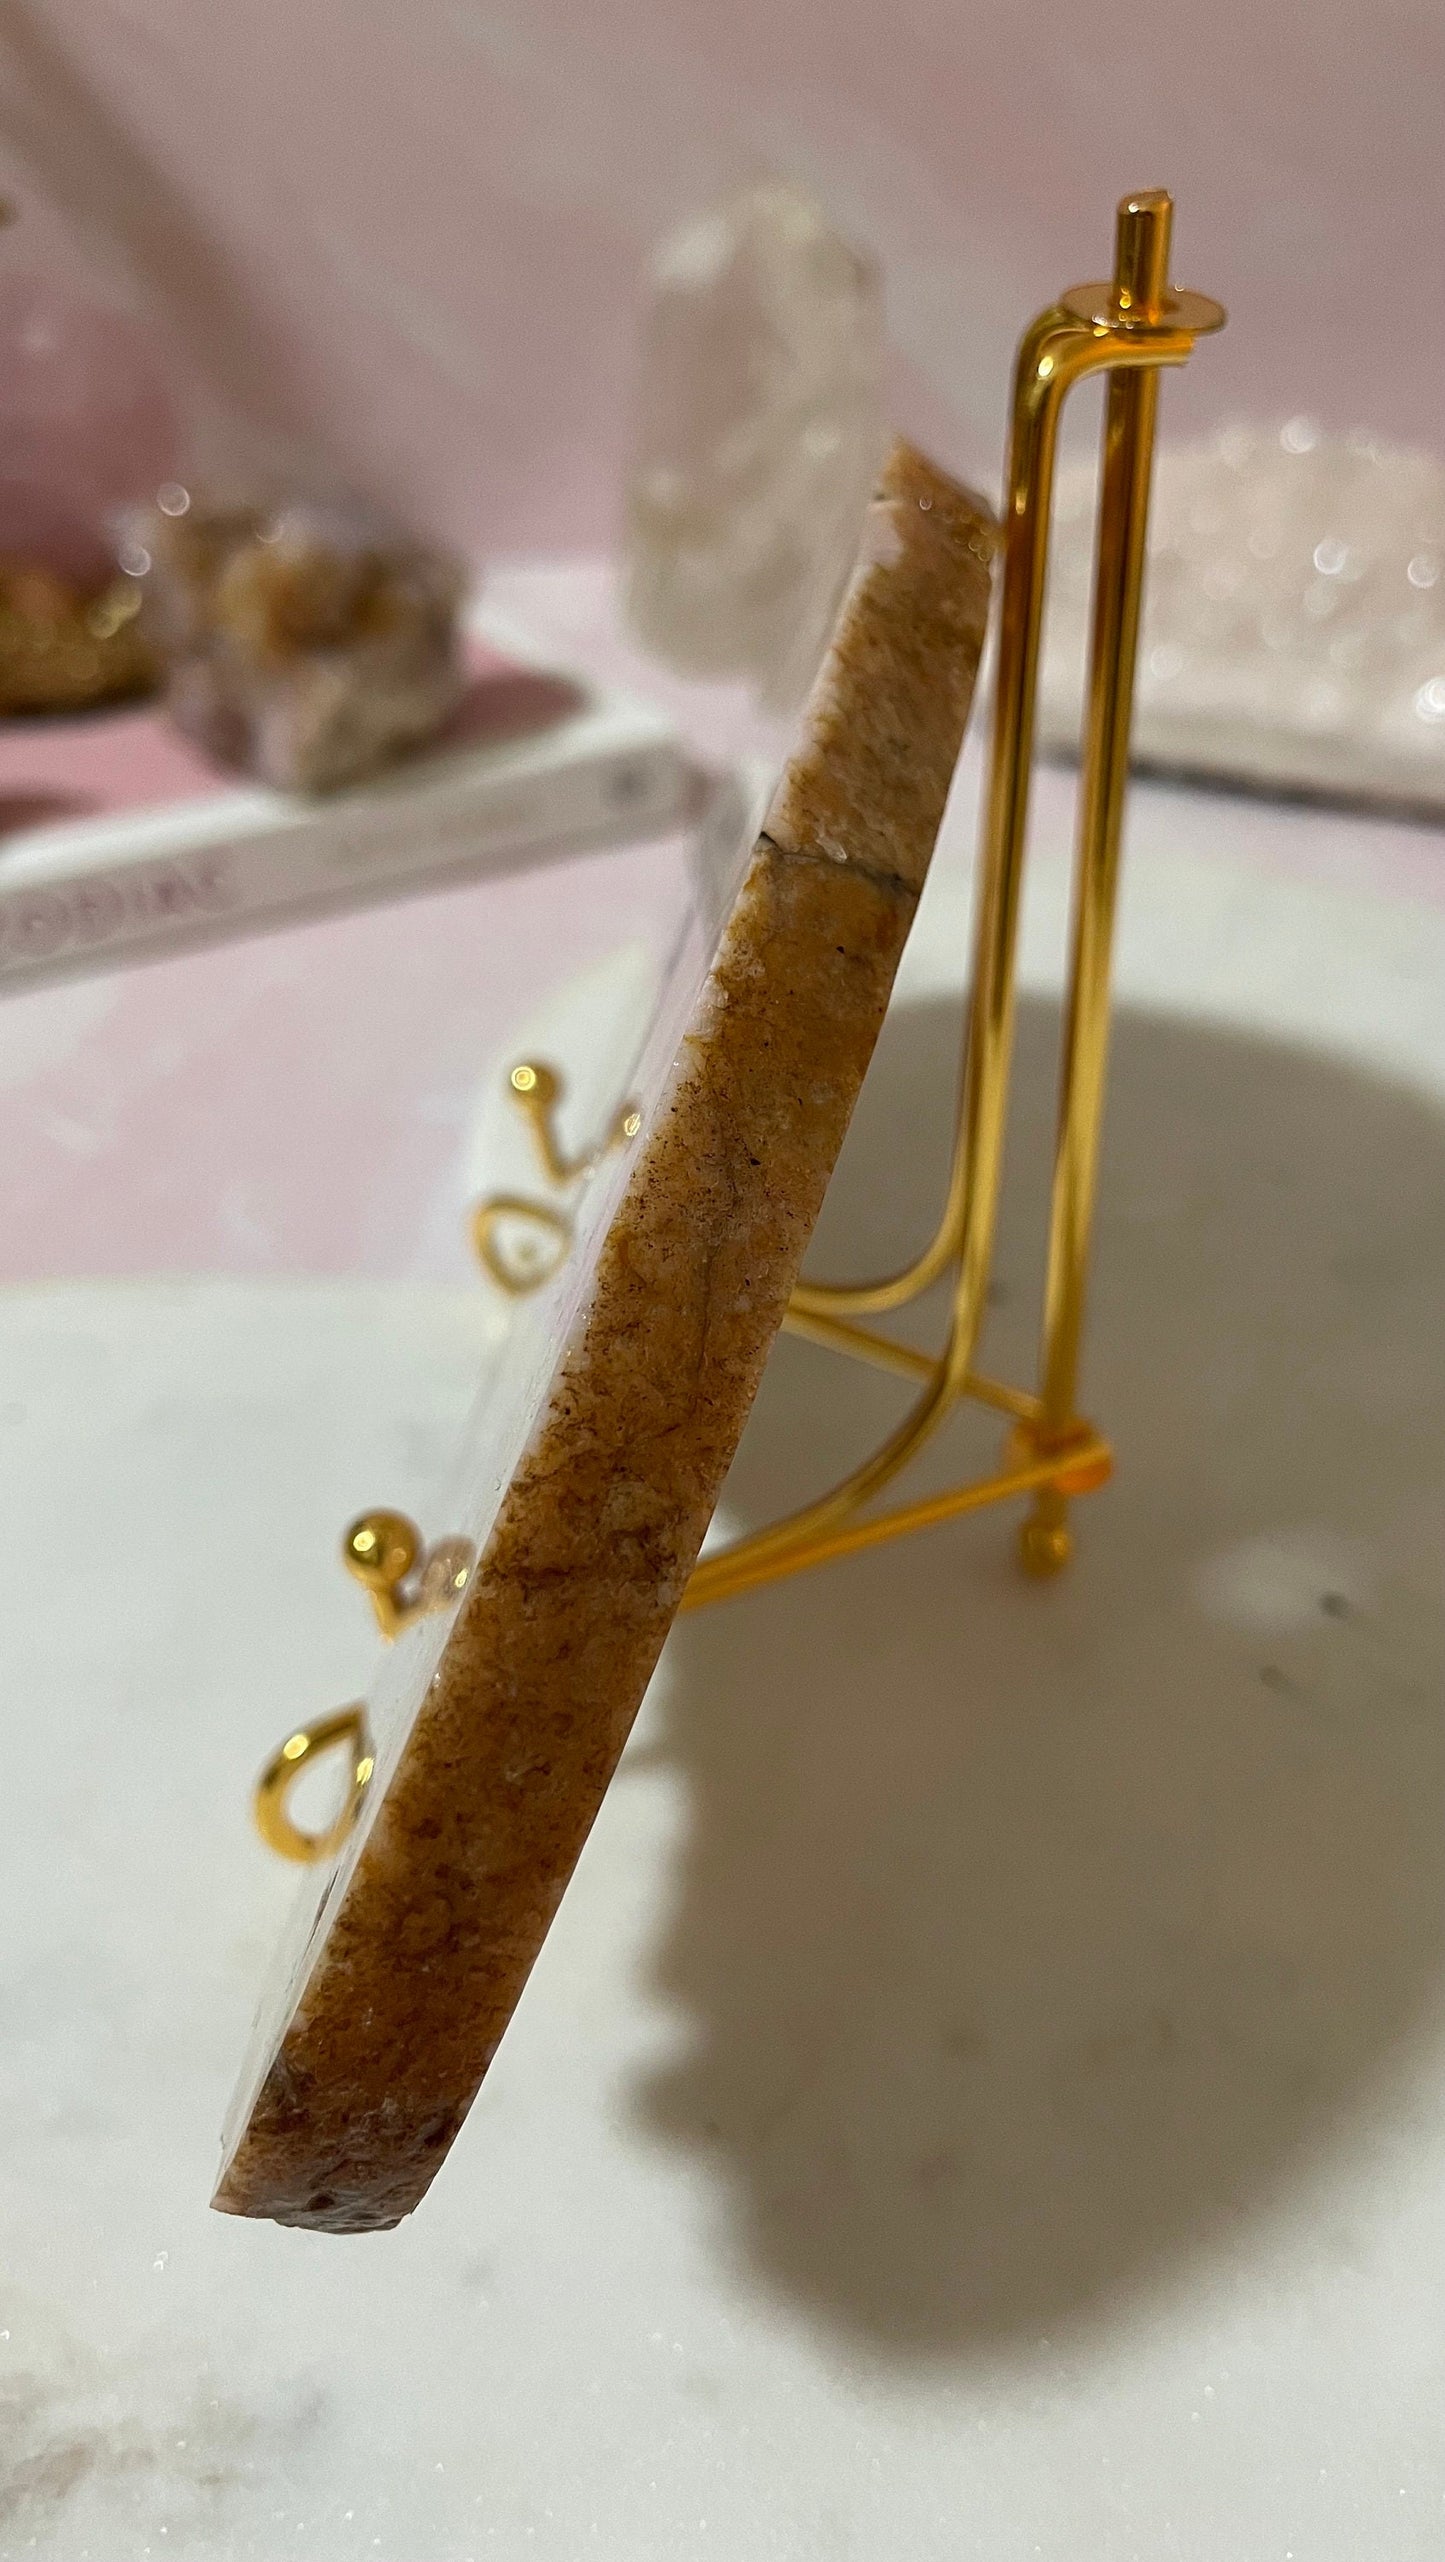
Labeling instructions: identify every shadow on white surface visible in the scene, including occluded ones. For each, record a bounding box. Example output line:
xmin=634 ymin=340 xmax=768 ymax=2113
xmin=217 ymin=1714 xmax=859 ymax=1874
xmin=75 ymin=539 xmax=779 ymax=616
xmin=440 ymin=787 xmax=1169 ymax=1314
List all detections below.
xmin=637 ymin=990 xmax=1445 ymax=2354
xmin=0 ymin=971 xmax=1442 ymax=2557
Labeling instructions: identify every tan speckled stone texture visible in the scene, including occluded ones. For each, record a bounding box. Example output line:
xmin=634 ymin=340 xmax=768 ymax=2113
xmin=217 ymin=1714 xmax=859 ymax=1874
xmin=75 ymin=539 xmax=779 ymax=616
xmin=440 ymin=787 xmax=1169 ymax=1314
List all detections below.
xmin=216 ymin=442 xmax=994 ymax=2231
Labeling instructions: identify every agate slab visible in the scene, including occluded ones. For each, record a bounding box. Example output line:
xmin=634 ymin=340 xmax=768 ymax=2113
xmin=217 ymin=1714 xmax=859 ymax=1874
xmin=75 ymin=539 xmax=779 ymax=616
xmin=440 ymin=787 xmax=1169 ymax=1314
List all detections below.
xmin=215 ymin=442 xmax=995 ymax=2229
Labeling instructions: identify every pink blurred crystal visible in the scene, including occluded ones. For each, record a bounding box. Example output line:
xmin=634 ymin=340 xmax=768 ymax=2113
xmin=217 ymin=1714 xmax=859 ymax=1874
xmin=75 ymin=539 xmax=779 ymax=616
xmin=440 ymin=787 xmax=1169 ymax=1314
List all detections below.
xmin=0 ymin=270 xmax=181 ymax=590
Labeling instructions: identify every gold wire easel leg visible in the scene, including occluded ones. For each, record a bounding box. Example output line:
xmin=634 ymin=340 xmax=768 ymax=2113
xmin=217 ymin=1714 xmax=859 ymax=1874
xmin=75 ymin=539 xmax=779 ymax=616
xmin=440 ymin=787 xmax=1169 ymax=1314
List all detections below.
xmin=686 ymin=308 xmax=1120 ymax=1606
xmin=790 ymin=305 xmax=1078 ymax=1325
xmin=684 ymin=190 xmax=1223 ymax=1613
xmin=1021 ymin=193 xmax=1172 ymax=1577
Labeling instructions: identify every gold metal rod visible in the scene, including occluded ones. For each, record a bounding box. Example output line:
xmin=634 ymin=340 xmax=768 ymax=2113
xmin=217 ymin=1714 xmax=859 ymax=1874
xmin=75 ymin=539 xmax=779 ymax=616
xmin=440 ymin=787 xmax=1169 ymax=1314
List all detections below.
xmin=789 ymin=319 xmax=1182 ymax=1337
xmin=780 ymin=1303 xmax=938 ymax=1381
xmin=683 ymin=1433 xmax=1112 ymax=1611
xmin=1114 ymin=183 xmax=1172 ymax=319
xmin=946 ymin=1370 xmax=1041 ymax=1424
xmin=937 ymin=317 xmax=1197 ymax=1398
xmin=779 ymin=1302 xmax=1041 ymax=1421
xmin=791 ymin=309 xmax=1083 ymax=1324
xmin=935 ymin=316 xmax=1105 ymax=1349
xmin=1022 ymin=192 xmax=1174 ymax=1575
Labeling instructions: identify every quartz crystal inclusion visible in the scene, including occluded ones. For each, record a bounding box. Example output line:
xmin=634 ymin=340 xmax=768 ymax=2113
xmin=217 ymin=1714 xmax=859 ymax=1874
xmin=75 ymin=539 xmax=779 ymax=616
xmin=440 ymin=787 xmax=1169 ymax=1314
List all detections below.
xmin=624 ymin=180 xmax=885 ymax=716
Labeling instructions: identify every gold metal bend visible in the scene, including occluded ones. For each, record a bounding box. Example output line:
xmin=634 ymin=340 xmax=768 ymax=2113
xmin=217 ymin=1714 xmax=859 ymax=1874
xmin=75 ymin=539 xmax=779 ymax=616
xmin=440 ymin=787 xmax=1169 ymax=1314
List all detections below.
xmin=788 ymin=318 xmax=1184 ymax=1333
xmin=253 ymin=1707 xmax=374 ymax=1864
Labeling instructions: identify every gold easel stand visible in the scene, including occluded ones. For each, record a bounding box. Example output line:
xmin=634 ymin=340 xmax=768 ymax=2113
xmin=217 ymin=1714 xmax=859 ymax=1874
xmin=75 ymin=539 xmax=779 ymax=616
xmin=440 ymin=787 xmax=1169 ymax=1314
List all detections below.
xmin=690 ymin=187 xmax=1224 ymax=1608
xmin=255 ymin=191 xmax=1223 ymax=1859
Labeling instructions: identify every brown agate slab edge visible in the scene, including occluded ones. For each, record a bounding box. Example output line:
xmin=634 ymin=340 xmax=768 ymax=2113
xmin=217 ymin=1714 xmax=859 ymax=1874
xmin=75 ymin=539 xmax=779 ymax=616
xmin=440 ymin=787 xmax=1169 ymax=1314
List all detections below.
xmin=215 ymin=441 xmax=994 ymax=2231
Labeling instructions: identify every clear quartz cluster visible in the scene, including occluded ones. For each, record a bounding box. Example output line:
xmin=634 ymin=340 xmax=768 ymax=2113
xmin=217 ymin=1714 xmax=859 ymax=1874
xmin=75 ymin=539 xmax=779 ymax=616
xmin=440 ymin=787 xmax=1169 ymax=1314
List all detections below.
xmin=1038 ymin=421 xmax=1445 ymax=809
xmin=623 ymin=180 xmax=886 ymax=718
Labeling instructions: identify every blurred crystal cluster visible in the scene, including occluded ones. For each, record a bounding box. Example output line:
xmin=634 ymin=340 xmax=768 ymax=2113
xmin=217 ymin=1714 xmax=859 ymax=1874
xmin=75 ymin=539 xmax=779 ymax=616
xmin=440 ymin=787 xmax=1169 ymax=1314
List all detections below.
xmin=1039 ymin=422 xmax=1445 ymax=809
xmin=623 ymin=180 xmax=885 ymax=719
xmin=0 ymin=218 xmax=469 ymax=784
xmin=0 ymin=259 xmax=178 ymax=712
xmin=123 ymin=490 xmax=467 ymax=792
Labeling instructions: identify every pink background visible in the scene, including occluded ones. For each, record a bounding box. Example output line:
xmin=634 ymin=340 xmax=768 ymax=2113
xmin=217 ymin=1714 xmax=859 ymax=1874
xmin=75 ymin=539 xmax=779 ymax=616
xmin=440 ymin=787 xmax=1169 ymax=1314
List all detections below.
xmin=0 ymin=7 xmax=1439 ymax=1293
xmin=1 ymin=0 xmax=1440 ymax=559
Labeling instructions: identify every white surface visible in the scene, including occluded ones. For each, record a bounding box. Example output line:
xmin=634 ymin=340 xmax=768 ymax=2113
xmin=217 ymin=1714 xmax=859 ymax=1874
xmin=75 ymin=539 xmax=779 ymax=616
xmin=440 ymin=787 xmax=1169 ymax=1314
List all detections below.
xmin=1 ymin=769 xmax=1444 ymax=2558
